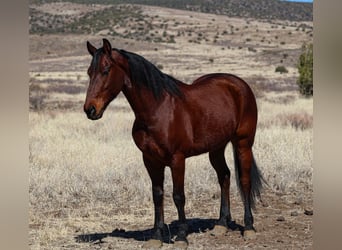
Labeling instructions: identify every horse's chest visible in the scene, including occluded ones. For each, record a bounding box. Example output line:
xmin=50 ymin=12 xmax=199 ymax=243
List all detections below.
xmin=132 ymin=121 xmax=170 ymax=163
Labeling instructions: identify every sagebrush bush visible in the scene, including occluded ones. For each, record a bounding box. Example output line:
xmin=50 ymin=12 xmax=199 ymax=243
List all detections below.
xmin=297 ymin=43 xmax=313 ymax=96
xmin=275 ymin=65 xmax=288 ymax=74
xmin=277 ymin=112 xmax=313 ymax=130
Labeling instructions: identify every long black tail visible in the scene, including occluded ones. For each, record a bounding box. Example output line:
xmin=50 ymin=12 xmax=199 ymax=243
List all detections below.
xmin=233 ymin=149 xmax=266 ymax=209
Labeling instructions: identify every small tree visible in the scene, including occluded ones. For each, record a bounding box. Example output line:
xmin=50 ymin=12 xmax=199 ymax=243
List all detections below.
xmin=297 ymin=43 xmax=313 ymax=96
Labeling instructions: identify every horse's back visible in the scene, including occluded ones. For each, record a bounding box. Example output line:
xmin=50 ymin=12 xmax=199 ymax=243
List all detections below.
xmin=191 ymin=73 xmax=253 ymax=93
xmin=189 ymin=73 xmax=256 ymax=112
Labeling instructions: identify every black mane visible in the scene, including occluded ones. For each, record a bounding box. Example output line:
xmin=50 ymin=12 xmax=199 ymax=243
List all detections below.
xmin=116 ymin=49 xmax=183 ymax=99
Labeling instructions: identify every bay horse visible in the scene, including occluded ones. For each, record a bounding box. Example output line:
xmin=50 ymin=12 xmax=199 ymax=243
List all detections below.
xmin=84 ymin=39 xmax=264 ymax=248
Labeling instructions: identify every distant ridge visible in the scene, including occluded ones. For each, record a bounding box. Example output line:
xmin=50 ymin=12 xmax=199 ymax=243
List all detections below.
xmin=30 ymin=0 xmax=312 ymax=22
xmin=129 ymin=0 xmax=313 ymax=22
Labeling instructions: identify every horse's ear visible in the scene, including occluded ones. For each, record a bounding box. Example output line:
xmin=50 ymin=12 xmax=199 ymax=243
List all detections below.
xmin=87 ymin=41 xmax=96 ymax=56
xmin=103 ymin=38 xmax=112 ymax=56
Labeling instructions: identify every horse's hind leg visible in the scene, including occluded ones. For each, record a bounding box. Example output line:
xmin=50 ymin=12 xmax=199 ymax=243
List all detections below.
xmin=209 ymin=146 xmax=232 ymax=235
xmin=233 ymin=138 xmax=259 ymax=239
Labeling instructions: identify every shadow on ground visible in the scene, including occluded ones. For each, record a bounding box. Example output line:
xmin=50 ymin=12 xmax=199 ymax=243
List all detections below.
xmin=75 ymin=218 xmax=243 ymax=245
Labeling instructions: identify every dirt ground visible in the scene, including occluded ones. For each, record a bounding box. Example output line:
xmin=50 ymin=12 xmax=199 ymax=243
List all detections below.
xmin=73 ymin=192 xmax=313 ymax=250
xmin=29 ymin=4 xmax=312 ymax=249
xmin=29 ymin=187 xmax=313 ymax=249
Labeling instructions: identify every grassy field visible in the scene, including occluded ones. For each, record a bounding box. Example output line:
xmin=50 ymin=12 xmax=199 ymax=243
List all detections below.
xmin=29 ymin=92 xmax=313 ymax=204
xmin=29 ymin=2 xmax=313 ymax=249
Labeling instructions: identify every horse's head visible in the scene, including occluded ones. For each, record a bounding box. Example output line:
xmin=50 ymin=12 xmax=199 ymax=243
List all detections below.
xmin=84 ymin=39 xmax=127 ymax=120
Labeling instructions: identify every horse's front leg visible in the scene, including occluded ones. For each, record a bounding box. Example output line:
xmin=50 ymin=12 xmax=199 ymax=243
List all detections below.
xmin=170 ymin=153 xmax=188 ymax=248
xmin=142 ymin=155 xmax=166 ymax=248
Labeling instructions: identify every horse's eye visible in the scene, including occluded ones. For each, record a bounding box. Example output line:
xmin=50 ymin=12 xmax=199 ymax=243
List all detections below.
xmin=103 ymin=66 xmax=110 ymax=75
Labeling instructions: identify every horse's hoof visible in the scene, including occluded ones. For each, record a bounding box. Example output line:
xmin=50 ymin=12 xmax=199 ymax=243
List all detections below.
xmin=244 ymin=229 xmax=257 ymax=240
xmin=173 ymin=240 xmax=188 ymax=249
xmin=210 ymin=225 xmax=228 ymax=236
xmin=142 ymin=239 xmax=163 ymax=249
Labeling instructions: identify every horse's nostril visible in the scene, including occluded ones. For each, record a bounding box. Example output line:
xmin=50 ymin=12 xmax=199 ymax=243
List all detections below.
xmin=85 ymin=105 xmax=96 ymax=117
xmin=89 ymin=106 xmax=96 ymax=116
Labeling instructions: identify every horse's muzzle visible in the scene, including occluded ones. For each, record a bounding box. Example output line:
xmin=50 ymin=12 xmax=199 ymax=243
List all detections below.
xmin=84 ymin=105 xmax=101 ymax=120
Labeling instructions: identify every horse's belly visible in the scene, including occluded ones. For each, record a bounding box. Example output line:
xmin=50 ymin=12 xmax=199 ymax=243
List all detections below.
xmin=182 ymin=120 xmax=236 ymax=157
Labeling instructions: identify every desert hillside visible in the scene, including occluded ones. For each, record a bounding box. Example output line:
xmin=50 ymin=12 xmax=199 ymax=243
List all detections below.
xmin=29 ymin=0 xmax=312 ymax=22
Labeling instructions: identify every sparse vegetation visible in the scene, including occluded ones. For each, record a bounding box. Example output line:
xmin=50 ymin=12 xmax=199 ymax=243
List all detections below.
xmin=30 ymin=0 xmax=312 ymax=22
xmin=275 ymin=65 xmax=288 ymax=74
xmin=29 ymin=4 xmax=178 ymax=43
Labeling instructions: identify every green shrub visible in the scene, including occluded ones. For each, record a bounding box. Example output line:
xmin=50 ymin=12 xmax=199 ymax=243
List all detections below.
xmin=275 ymin=66 xmax=288 ymax=74
xmin=297 ymin=43 xmax=313 ymax=96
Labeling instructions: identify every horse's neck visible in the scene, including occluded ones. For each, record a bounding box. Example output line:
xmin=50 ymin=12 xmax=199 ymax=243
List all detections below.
xmin=122 ymin=83 xmax=162 ymax=121
xmin=117 ymin=52 xmax=170 ymax=121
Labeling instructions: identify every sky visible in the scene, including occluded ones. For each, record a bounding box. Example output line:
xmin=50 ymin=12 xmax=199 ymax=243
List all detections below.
xmin=284 ymin=0 xmax=313 ymax=2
